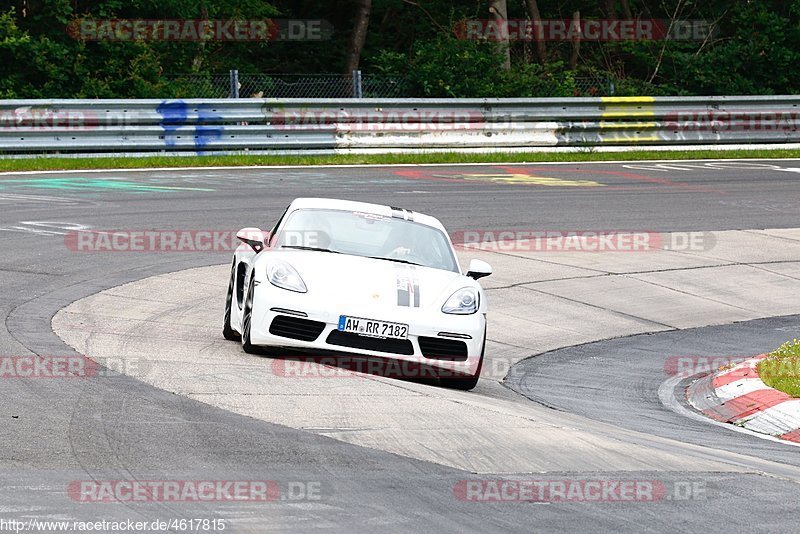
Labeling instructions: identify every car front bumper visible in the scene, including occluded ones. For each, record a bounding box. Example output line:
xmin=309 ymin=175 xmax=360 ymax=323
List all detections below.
xmin=247 ymin=282 xmax=485 ymax=376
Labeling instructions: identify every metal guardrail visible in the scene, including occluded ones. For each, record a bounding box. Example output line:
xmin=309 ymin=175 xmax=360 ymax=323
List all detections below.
xmin=1 ymin=96 xmax=799 ymax=155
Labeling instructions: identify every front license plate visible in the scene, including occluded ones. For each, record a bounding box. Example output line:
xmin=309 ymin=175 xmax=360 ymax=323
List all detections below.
xmin=338 ymin=315 xmax=408 ymax=340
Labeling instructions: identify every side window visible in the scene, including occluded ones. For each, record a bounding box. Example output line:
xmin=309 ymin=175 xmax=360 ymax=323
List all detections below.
xmin=268 ymin=206 xmax=290 ymax=246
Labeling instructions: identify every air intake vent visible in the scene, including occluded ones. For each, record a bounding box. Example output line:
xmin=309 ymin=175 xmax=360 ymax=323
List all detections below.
xmin=418 ymin=336 xmax=468 ymax=361
xmin=326 ymin=330 xmax=414 ymax=355
xmin=269 ymin=315 xmax=326 ymax=341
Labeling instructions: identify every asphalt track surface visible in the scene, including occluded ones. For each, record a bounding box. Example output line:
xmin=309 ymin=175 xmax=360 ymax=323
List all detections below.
xmin=507 ymin=314 xmax=800 ymax=468
xmin=1 ymin=160 xmax=800 ymax=532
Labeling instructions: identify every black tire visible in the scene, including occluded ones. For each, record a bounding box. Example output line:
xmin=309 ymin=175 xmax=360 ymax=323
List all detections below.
xmin=440 ymin=326 xmax=486 ymax=391
xmin=222 ymin=262 xmax=241 ymax=341
xmin=241 ymin=279 xmax=259 ymax=354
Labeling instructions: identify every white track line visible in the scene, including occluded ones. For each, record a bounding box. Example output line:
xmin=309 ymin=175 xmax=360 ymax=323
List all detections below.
xmin=0 ymin=193 xmax=78 ymax=203
xmin=3 ymin=158 xmax=800 ymax=176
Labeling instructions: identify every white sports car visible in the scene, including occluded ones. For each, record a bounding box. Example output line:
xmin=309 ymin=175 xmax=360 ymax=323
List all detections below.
xmin=222 ymin=198 xmax=492 ymax=390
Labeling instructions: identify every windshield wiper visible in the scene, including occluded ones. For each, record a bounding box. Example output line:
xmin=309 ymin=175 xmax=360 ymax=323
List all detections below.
xmin=367 ymin=256 xmax=423 ymax=266
xmin=282 ymin=246 xmax=341 ymax=254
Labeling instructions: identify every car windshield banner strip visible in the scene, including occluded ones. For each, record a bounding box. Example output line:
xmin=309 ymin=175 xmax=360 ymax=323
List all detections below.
xmin=390 ymin=207 xmax=414 ymax=221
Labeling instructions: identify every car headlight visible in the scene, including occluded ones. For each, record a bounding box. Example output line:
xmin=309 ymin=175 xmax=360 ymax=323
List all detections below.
xmin=267 ymin=260 xmax=307 ymax=293
xmin=442 ymin=287 xmax=479 ymax=315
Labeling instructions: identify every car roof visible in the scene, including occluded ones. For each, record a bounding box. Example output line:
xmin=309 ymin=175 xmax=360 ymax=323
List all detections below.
xmin=287 ymin=198 xmax=447 ymax=232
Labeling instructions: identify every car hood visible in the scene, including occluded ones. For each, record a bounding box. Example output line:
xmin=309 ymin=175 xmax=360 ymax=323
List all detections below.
xmin=260 ymin=250 xmax=470 ymax=310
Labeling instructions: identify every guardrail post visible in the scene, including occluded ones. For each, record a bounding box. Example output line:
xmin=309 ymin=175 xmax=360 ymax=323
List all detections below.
xmin=351 ymin=70 xmax=363 ymax=99
xmin=229 ymin=69 xmax=240 ymax=99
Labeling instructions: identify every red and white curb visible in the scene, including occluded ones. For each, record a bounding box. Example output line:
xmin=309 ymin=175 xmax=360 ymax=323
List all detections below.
xmin=687 ymin=355 xmax=800 ymax=444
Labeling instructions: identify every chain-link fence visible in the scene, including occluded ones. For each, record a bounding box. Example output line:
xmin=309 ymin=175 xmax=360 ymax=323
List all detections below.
xmin=509 ymin=43 xmax=615 ymax=97
xmin=163 ymin=72 xmax=408 ymax=99
xmin=559 ymin=76 xmax=616 ymax=97
xmin=160 ymin=70 xmax=612 ymax=99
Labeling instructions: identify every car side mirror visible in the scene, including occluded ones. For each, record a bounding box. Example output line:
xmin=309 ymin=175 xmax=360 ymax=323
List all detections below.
xmin=236 ymin=228 xmax=267 ymax=253
xmin=466 ymin=259 xmax=492 ymax=280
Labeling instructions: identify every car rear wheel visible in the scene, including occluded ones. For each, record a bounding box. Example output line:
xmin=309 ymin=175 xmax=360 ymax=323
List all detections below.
xmin=222 ymin=262 xmax=241 ymax=341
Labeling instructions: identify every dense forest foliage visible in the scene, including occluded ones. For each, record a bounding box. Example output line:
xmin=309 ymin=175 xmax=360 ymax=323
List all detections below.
xmin=2 ymin=0 xmax=800 ymax=98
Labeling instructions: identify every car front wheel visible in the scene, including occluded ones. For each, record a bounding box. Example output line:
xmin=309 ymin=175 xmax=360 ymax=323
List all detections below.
xmin=241 ymin=279 xmax=259 ymax=354
xmin=440 ymin=326 xmax=485 ymax=391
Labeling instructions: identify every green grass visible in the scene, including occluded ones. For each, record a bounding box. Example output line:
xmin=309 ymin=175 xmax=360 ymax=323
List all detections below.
xmin=2 ymin=148 xmax=800 ymax=172
xmin=758 ymin=339 xmax=800 ymax=397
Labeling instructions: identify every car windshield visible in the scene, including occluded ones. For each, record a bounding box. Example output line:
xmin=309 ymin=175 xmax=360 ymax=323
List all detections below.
xmin=273 ymin=208 xmax=459 ymax=273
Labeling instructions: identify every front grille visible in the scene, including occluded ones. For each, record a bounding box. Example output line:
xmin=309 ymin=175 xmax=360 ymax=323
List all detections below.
xmin=269 ymin=315 xmax=326 ymax=341
xmin=326 ymin=330 xmax=414 ymax=355
xmin=418 ymin=336 xmax=469 ymax=361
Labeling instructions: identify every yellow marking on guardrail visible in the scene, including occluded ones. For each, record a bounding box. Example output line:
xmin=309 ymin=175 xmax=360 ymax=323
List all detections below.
xmin=600 ymin=96 xmax=657 ymax=104
xmin=600 ymin=135 xmax=661 ymax=143
xmin=597 ymin=121 xmax=658 ymax=129
xmin=458 ymin=174 xmax=605 ymax=187
xmin=599 ymin=96 xmax=656 ymax=143
xmin=599 ymin=113 xmax=657 ymax=119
